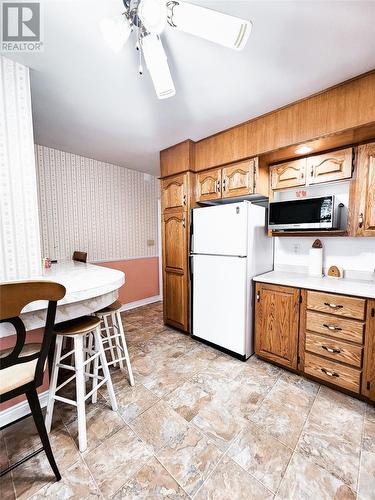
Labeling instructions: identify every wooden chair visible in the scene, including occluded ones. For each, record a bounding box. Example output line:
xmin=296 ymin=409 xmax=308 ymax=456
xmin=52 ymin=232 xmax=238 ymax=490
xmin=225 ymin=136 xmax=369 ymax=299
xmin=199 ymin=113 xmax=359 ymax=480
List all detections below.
xmin=0 ymin=281 xmax=66 ymax=481
xmin=72 ymin=251 xmax=87 ymax=263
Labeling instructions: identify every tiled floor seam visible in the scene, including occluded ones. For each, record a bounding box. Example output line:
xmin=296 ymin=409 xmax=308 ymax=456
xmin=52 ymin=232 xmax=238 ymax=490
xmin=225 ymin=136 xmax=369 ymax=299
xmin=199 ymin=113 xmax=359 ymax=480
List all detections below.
xmin=153 ymin=455 xmax=194 ymax=499
xmin=272 ymin=384 xmax=322 ymax=498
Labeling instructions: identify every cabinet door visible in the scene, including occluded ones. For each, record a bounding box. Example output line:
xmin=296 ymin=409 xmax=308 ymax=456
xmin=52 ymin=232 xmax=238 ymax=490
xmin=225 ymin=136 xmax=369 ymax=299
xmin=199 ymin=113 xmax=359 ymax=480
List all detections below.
xmin=362 ymin=300 xmax=375 ymax=401
xmin=163 ymin=270 xmax=188 ymax=331
xmin=163 ymin=211 xmax=187 ymax=271
xmin=196 ymin=168 xmax=222 ymax=202
xmin=255 ymin=283 xmax=300 ymax=369
xmin=307 ymin=148 xmax=352 ymax=185
xmin=354 ymin=142 xmax=375 ymax=236
xmin=161 ymin=174 xmax=188 ymax=211
xmin=270 ymin=159 xmax=306 ymax=190
xmin=222 ymin=159 xmax=254 ymax=198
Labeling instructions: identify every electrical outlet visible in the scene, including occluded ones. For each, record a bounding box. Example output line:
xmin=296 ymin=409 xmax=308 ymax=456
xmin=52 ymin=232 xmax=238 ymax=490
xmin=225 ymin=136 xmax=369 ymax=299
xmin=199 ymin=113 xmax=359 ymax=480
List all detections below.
xmin=293 ymin=244 xmax=301 ymax=254
xmin=147 ymin=239 xmax=155 ymax=247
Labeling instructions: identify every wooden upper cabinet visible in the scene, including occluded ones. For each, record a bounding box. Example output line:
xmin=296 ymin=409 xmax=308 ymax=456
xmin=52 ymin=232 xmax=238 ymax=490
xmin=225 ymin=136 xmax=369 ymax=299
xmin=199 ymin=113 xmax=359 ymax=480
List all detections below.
xmin=355 ymin=142 xmax=375 ymax=236
xmin=255 ymin=283 xmax=300 ymax=369
xmin=163 ymin=211 xmax=187 ymax=271
xmin=307 ymin=148 xmax=352 ymax=185
xmin=222 ymin=159 xmax=255 ymax=198
xmin=161 ymin=174 xmax=188 ymax=212
xmin=270 ymin=158 xmax=306 ymax=190
xmin=196 ymin=168 xmax=222 ymax=202
xmin=160 ymin=140 xmax=195 ymax=177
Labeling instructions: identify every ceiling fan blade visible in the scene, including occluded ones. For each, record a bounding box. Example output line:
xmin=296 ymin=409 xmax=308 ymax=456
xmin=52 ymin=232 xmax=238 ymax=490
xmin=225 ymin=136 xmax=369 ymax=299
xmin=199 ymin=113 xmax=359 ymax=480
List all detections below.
xmin=167 ymin=1 xmax=252 ymax=51
xmin=99 ymin=15 xmax=132 ymax=53
xmin=141 ymin=34 xmax=176 ymax=99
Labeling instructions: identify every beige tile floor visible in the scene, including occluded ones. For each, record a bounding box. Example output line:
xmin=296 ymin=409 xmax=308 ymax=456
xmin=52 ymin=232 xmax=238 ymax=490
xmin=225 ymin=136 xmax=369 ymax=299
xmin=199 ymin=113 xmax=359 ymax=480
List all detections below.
xmin=1 ymin=301 xmax=374 ymax=499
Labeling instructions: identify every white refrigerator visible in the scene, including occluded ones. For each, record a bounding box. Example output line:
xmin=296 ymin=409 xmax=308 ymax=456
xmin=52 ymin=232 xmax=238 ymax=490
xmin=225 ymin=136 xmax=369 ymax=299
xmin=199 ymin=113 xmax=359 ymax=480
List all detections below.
xmin=190 ymin=201 xmax=273 ymax=359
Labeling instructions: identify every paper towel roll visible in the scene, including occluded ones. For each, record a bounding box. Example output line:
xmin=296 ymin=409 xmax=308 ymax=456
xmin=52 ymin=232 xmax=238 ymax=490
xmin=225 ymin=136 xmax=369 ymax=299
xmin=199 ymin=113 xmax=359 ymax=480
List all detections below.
xmin=308 ymin=248 xmax=323 ymax=277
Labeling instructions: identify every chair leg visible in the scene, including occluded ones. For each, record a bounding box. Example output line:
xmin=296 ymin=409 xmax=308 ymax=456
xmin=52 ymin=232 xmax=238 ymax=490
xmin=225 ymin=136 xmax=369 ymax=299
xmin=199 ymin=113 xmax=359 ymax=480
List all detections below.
xmin=26 ymin=389 xmax=61 ymax=481
xmin=45 ymin=335 xmax=63 ymax=433
xmin=116 ymin=311 xmax=135 ymax=386
xmin=112 ymin=312 xmax=124 ymax=371
xmin=74 ymin=335 xmax=87 ymax=453
xmin=103 ymin=314 xmax=117 ymax=367
xmin=94 ymin=326 xmax=118 ymax=412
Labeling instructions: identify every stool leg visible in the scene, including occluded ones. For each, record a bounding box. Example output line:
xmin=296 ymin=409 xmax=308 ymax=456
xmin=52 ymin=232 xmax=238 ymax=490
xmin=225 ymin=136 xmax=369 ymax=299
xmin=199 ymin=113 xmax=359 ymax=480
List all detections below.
xmin=94 ymin=326 xmax=118 ymax=412
xmin=103 ymin=314 xmax=117 ymax=367
xmin=86 ymin=333 xmax=93 ymax=381
xmin=116 ymin=311 xmax=135 ymax=387
xmin=112 ymin=312 xmax=124 ymax=371
xmin=45 ymin=334 xmax=63 ymax=433
xmin=74 ymin=335 xmax=87 ymax=453
xmin=26 ymin=389 xmax=61 ymax=481
xmin=92 ymin=333 xmax=99 ymax=404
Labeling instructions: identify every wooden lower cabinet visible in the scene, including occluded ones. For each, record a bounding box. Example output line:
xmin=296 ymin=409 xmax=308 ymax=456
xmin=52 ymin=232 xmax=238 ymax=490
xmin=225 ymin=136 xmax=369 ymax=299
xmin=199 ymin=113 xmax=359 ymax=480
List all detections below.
xmin=255 ymin=283 xmax=375 ymax=402
xmin=163 ymin=271 xmax=188 ymax=330
xmin=255 ymin=283 xmax=300 ymax=369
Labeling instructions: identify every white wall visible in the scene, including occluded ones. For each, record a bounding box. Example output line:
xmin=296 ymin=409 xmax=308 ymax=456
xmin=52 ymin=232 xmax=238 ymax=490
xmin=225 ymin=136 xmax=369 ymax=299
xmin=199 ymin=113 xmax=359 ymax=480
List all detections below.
xmin=0 ymin=56 xmax=41 ymax=280
xmin=274 ymin=237 xmax=375 ymax=274
xmin=35 ymin=145 xmax=160 ymax=262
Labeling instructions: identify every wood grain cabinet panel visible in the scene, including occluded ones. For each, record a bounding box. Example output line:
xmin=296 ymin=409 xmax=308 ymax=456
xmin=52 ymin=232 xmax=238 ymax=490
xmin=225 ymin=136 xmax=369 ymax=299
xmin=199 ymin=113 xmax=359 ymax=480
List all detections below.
xmin=196 ymin=168 xmax=222 ymax=202
xmin=307 ymin=148 xmax=352 ymax=184
xmin=163 ymin=271 xmax=187 ymax=330
xmin=354 ymin=142 xmax=375 ymax=236
xmin=161 ymin=174 xmax=188 ymax=211
xmin=222 ymin=159 xmax=255 ymax=198
xmin=304 ymin=352 xmax=361 ymax=393
xmin=305 ymin=332 xmax=362 ymax=368
xmin=163 ymin=212 xmax=187 ymax=271
xmin=307 ymin=291 xmax=366 ymax=320
xmin=255 ymin=283 xmax=300 ymax=369
xmin=270 ymin=159 xmax=306 ymax=190
xmin=306 ymin=310 xmax=364 ymax=344
xmin=362 ymin=300 xmax=375 ymax=401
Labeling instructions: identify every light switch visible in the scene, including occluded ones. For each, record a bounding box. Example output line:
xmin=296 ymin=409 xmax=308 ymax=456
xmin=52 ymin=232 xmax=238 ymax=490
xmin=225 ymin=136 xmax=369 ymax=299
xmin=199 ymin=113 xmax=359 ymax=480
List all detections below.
xmin=147 ymin=239 xmax=155 ymax=247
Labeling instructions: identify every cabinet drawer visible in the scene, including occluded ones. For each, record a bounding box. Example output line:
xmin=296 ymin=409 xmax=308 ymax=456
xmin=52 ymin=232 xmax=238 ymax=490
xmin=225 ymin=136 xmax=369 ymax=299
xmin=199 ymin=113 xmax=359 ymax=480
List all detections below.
xmin=304 ymin=353 xmax=361 ymax=393
xmin=305 ymin=332 xmax=362 ymax=368
xmin=306 ymin=311 xmax=364 ymax=344
xmin=307 ymin=291 xmax=366 ymax=320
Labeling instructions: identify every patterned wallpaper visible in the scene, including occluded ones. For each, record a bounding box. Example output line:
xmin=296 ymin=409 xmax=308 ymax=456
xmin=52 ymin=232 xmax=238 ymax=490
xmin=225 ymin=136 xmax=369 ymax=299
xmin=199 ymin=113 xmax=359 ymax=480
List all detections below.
xmin=35 ymin=145 xmax=160 ymax=262
xmin=0 ymin=56 xmax=42 ymax=281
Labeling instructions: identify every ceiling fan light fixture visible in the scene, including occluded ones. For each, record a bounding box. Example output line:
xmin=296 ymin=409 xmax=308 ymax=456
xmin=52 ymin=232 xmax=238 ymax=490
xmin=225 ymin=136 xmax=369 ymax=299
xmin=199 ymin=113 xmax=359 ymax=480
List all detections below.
xmin=138 ymin=0 xmax=167 ymax=34
xmin=141 ymin=33 xmax=175 ymax=99
xmin=99 ymin=14 xmax=132 ymax=53
xmin=167 ymin=1 xmax=252 ymax=51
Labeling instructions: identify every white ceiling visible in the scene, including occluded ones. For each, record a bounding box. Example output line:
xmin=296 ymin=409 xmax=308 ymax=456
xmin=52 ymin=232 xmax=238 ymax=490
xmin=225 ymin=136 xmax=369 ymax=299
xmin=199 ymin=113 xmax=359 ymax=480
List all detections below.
xmin=8 ymin=0 xmax=375 ymax=175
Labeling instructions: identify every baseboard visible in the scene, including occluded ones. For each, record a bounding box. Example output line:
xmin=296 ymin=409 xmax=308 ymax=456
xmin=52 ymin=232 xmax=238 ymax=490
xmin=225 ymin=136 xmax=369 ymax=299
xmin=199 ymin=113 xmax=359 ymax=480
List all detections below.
xmin=0 ymin=390 xmax=49 ymax=428
xmin=120 ymin=295 xmax=162 ymax=312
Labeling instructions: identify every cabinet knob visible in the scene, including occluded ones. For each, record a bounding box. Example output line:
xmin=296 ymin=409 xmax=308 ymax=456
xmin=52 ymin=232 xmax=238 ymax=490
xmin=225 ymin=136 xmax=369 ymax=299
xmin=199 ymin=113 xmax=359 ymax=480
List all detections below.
xmin=182 ymin=218 xmax=186 ymax=228
xmin=216 ymin=180 xmax=221 ymax=193
xmin=321 ymin=368 xmax=339 ymax=378
xmin=324 ymin=302 xmax=343 ymax=309
xmin=358 ymin=213 xmax=364 ymax=228
xmin=323 ymin=323 xmax=342 ymax=331
xmin=222 ymin=178 xmax=227 ymax=191
xmin=321 ymin=345 xmax=341 ymax=354
xmin=183 ymin=194 xmax=187 ymax=205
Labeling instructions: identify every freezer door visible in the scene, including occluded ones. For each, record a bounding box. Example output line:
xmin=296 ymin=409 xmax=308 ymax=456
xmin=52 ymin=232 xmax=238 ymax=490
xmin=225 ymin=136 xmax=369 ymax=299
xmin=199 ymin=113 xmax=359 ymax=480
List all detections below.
xmin=192 ymin=254 xmax=248 ymax=355
xmin=192 ymin=203 xmax=248 ymax=256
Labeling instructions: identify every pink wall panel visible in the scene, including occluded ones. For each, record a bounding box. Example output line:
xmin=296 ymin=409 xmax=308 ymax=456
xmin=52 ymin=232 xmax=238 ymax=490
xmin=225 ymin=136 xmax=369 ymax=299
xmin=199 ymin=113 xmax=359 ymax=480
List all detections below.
xmin=98 ymin=257 xmax=160 ymax=304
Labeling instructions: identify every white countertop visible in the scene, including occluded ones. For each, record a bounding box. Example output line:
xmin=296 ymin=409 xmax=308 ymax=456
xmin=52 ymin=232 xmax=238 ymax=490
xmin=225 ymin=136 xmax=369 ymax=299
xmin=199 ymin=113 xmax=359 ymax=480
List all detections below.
xmin=10 ymin=261 xmax=125 ymax=313
xmin=253 ymin=269 xmax=375 ymax=299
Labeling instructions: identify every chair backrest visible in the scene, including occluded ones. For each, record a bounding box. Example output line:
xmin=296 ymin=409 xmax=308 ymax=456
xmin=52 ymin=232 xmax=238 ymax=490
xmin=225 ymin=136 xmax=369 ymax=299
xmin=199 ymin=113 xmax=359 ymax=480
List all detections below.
xmin=72 ymin=251 xmax=87 ymax=263
xmin=0 ymin=281 xmax=66 ymax=395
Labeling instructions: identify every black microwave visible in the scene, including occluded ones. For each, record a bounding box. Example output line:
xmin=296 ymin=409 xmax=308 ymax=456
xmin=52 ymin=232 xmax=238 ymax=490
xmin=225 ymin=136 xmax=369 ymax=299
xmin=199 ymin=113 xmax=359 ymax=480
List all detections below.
xmin=269 ymin=195 xmax=337 ymax=231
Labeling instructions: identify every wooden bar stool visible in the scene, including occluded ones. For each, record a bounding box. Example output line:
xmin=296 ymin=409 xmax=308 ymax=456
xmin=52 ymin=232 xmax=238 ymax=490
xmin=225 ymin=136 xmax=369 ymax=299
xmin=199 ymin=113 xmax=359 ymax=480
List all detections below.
xmin=0 ymin=281 xmax=66 ymax=481
xmin=94 ymin=300 xmax=134 ymax=388
xmin=45 ymin=316 xmax=118 ymax=452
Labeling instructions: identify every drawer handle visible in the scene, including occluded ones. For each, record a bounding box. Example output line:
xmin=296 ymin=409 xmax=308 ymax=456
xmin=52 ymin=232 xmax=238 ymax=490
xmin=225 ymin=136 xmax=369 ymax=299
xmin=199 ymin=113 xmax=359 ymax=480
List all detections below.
xmin=321 ymin=368 xmax=339 ymax=378
xmin=321 ymin=345 xmax=341 ymax=354
xmin=323 ymin=323 xmax=342 ymax=331
xmin=324 ymin=302 xmax=343 ymax=309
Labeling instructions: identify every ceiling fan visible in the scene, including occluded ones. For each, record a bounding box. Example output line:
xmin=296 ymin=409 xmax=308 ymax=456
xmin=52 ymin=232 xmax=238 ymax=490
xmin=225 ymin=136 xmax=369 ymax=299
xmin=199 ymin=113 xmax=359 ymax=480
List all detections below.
xmin=100 ymin=0 xmax=252 ymax=99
